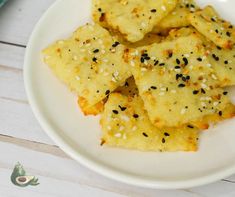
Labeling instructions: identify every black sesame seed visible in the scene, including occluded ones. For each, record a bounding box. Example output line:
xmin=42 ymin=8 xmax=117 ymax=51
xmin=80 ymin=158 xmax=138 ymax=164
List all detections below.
xmin=159 ymin=63 xmax=165 ymax=66
xmin=182 ymin=76 xmax=187 ymax=82
xmin=176 ymin=74 xmax=182 ymax=80
xmin=223 ymin=91 xmax=228 ymax=95
xmin=216 ymin=46 xmax=222 ymax=50
xmin=178 ymin=83 xmax=186 ymax=88
xmin=212 ymin=54 xmax=219 ymax=61
xmin=211 ymin=18 xmax=216 ymax=22
xmin=92 ymin=57 xmax=97 ymax=62
xmin=151 ymin=86 xmax=157 ymax=90
xmin=112 ymin=41 xmax=120 ymax=47
xmin=201 ymin=88 xmax=206 ymax=94
xmin=187 ymin=125 xmax=194 ymax=129
xmin=197 ymin=57 xmax=202 ymax=62
xmin=175 ymin=66 xmax=181 ymax=69
xmin=145 ymin=56 xmax=151 ymax=60
xmin=193 ymin=90 xmax=199 ymax=95
xmin=93 ymin=49 xmax=99 ymax=53
xmin=133 ymin=114 xmax=139 ymax=118
xmin=215 ymin=29 xmax=219 ymax=33
xmin=162 ymin=138 xmax=166 ymax=143
xmin=96 ymin=90 xmax=100 ymax=93
xmin=112 ymin=110 xmax=119 ymax=114
xmin=183 ymin=57 xmax=188 ymax=65
xmin=176 ymin=58 xmax=181 ymax=64
xmin=150 ymin=9 xmax=157 ymax=13
xmin=224 ymin=60 xmax=228 ymax=64
xmin=154 ymin=60 xmax=159 ymax=66
xmin=186 ymin=76 xmax=190 ymax=80
xmin=143 ymin=132 xmax=148 ymax=137
xmin=98 ymin=8 xmax=102 ymax=12
xmin=229 ymin=25 xmax=233 ymax=29
xmin=219 ymin=111 xmax=223 ymax=116
xmin=164 ymin=132 xmax=170 ymax=137
xmin=125 ymin=82 xmax=129 ymax=87
xmin=226 ymin=32 xmax=231 ymax=37
xmin=105 ymin=90 xmax=110 ymax=95
xmin=140 ymin=57 xmax=145 ymax=63
xmin=118 ymin=105 xmax=127 ymax=111
xmin=168 ymin=52 xmax=173 ymax=58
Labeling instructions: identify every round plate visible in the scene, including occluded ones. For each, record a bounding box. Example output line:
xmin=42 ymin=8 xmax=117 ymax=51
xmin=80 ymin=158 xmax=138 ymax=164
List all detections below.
xmin=24 ymin=0 xmax=235 ymax=189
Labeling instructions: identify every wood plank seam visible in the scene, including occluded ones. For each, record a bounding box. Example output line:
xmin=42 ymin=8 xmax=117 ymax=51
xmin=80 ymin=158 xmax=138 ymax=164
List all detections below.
xmin=0 ymin=40 xmax=26 ymax=48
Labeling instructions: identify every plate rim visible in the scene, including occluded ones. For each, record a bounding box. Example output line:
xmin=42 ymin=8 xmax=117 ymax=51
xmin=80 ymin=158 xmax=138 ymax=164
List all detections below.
xmin=23 ymin=0 xmax=235 ymax=189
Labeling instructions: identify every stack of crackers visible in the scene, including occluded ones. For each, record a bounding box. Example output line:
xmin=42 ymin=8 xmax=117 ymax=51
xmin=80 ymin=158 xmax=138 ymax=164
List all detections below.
xmin=43 ymin=0 xmax=235 ymax=152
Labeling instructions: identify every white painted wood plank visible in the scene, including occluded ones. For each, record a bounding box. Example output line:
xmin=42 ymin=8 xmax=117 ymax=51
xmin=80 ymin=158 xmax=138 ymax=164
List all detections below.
xmin=0 ymin=0 xmax=55 ymax=45
xmin=188 ymin=181 xmax=235 ymax=197
xmin=0 ymin=43 xmax=25 ymax=69
xmin=0 ymin=169 xmax=127 ymax=197
xmin=0 ymin=141 xmax=201 ymax=197
xmin=0 ymin=98 xmax=54 ymax=145
xmin=0 ymin=65 xmax=26 ymax=101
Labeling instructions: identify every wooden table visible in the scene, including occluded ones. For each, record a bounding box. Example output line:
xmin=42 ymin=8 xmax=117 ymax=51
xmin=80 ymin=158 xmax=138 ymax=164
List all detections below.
xmin=0 ymin=0 xmax=235 ymax=196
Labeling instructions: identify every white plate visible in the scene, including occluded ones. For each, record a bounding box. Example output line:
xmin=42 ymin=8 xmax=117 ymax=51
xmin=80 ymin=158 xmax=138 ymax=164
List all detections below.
xmin=24 ymin=0 xmax=235 ymax=189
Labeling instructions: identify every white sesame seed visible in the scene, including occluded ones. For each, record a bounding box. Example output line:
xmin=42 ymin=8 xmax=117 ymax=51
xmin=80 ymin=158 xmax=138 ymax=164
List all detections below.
xmin=172 ymin=11 xmax=176 ymax=15
xmin=75 ymin=76 xmax=80 ymax=81
xmin=151 ymin=57 xmax=156 ymax=60
xmin=119 ymin=126 xmax=124 ymax=131
xmin=103 ymin=72 xmax=109 ymax=76
xmin=114 ymin=133 xmax=122 ymax=138
xmin=213 ymin=102 xmax=219 ymax=106
xmin=202 ymin=79 xmax=207 ymax=83
xmin=184 ymin=54 xmax=190 ymax=58
xmin=201 ymin=102 xmax=206 ymax=107
xmin=201 ymin=83 xmax=208 ymax=89
xmin=211 ymin=74 xmax=217 ymax=80
xmin=123 ymin=133 xmax=127 ymax=140
xmin=107 ymin=126 xmax=111 ymax=131
xmin=210 ymin=29 xmax=214 ymax=33
xmin=101 ymin=50 xmax=106 ymax=54
xmin=80 ymin=49 xmax=86 ymax=52
xmin=132 ymin=126 xmax=137 ymax=131
xmin=159 ymin=92 xmax=165 ymax=96
xmin=202 ymin=56 xmax=206 ymax=60
xmin=99 ymin=68 xmax=104 ymax=73
xmin=206 ymin=63 xmax=212 ymax=67
xmin=113 ymin=71 xmax=119 ymax=77
xmin=120 ymin=115 xmax=130 ymax=122
xmin=73 ymin=55 xmax=78 ymax=60
xmin=111 ymin=48 xmax=116 ymax=53
xmin=175 ymin=69 xmax=181 ymax=73
xmin=190 ymin=7 xmax=195 ymax=12
xmin=141 ymin=22 xmax=147 ymax=28
xmin=161 ymin=5 xmax=166 ymax=11
xmin=103 ymin=59 xmax=108 ymax=63
xmin=141 ymin=67 xmax=147 ymax=72
xmin=130 ymin=61 xmax=135 ymax=67
xmin=189 ymin=65 xmax=194 ymax=70
xmin=144 ymin=60 xmax=148 ymax=65
xmin=200 ymin=97 xmax=205 ymax=101
xmin=181 ymin=108 xmax=186 ymax=114
xmin=98 ymin=39 xmax=103 ymax=44
xmin=86 ymin=43 xmax=91 ymax=47
xmin=112 ymin=77 xmax=117 ymax=82
xmin=171 ymin=90 xmax=177 ymax=94
xmin=160 ymin=87 xmax=166 ymax=91
xmin=205 ymin=96 xmax=212 ymax=101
